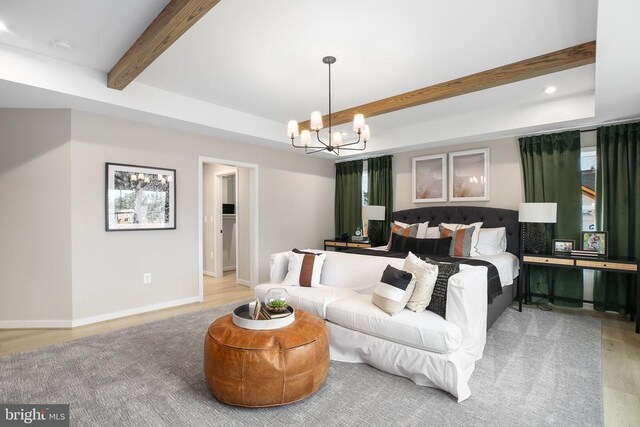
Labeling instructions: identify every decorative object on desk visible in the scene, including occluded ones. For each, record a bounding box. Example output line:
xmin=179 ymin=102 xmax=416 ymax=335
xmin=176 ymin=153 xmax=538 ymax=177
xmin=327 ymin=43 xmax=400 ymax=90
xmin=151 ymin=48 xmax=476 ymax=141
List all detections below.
xmin=449 ymin=148 xmax=490 ymax=201
xmin=362 ymin=205 xmax=386 ymax=243
xmin=412 ymin=154 xmax=447 ymax=203
xmin=264 ymin=288 xmax=290 ymax=313
xmin=287 ymin=56 xmax=369 ymax=155
xmin=581 ymin=231 xmax=608 ymax=257
xmin=105 ymin=163 xmax=176 ymax=231
xmin=552 ymin=239 xmax=575 ymax=255
xmin=518 ymin=202 xmax=557 ymax=254
xmin=570 ymin=249 xmax=600 ymax=258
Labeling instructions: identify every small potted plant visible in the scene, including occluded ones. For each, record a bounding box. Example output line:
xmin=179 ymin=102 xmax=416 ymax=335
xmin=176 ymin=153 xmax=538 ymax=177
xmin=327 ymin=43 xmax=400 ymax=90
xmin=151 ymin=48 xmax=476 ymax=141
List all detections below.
xmin=264 ymin=288 xmax=290 ymax=313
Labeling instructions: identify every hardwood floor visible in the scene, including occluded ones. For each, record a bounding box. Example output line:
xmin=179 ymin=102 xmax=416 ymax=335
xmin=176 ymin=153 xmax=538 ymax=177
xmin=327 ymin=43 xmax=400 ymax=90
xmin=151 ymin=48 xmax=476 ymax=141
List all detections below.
xmin=0 ymin=279 xmax=638 ymax=425
xmin=0 ymin=271 xmax=253 ymax=357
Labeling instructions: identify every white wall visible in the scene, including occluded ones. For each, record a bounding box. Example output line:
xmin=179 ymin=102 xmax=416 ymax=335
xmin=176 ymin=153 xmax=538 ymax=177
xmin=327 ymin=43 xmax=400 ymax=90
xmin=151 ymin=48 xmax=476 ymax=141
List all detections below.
xmin=0 ymin=109 xmax=73 ymax=325
xmin=392 ymin=137 xmax=524 ymax=211
xmin=1 ymin=108 xmax=335 ymax=324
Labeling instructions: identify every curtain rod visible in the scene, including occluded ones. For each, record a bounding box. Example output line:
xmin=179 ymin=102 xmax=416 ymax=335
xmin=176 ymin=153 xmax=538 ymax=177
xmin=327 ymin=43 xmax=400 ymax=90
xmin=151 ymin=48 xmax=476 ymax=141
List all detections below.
xmin=528 ymin=117 xmax=640 ymax=137
xmin=334 ymin=153 xmax=393 ymax=164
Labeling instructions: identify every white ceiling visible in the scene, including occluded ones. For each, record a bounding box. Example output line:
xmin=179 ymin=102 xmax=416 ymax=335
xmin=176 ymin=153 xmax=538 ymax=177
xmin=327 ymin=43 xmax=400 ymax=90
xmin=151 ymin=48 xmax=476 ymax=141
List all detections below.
xmin=0 ymin=0 xmax=639 ymax=157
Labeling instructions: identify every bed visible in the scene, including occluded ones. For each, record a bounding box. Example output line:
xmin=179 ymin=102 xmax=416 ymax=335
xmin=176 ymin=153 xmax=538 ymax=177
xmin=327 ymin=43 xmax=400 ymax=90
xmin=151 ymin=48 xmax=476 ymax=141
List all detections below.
xmin=356 ymin=206 xmax=521 ymax=329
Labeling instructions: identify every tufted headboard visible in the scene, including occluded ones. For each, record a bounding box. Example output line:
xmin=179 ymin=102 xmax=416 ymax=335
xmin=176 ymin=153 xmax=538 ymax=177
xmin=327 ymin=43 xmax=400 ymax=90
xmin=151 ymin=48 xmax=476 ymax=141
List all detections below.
xmin=392 ymin=206 xmax=520 ymax=258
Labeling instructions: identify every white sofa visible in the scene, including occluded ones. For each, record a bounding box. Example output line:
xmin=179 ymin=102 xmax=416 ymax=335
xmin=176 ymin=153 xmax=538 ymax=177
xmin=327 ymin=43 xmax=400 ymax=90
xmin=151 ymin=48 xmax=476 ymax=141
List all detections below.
xmin=254 ymin=250 xmax=488 ymax=402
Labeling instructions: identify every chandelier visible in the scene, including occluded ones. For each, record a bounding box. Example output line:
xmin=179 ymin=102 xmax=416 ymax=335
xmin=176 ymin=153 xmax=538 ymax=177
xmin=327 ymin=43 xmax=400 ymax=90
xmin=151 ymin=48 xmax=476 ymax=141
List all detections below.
xmin=287 ymin=56 xmax=369 ymax=155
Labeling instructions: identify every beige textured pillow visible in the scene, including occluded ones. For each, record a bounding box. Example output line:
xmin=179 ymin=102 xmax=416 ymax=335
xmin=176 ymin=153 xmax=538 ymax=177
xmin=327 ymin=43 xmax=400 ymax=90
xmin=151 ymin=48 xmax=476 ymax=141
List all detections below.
xmin=404 ymin=252 xmax=439 ymax=312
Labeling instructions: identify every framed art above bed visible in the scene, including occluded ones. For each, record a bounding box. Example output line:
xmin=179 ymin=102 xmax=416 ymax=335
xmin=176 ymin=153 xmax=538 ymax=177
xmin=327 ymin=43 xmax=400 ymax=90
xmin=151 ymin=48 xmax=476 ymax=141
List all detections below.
xmin=449 ymin=148 xmax=490 ymax=201
xmin=412 ymin=154 xmax=447 ymax=203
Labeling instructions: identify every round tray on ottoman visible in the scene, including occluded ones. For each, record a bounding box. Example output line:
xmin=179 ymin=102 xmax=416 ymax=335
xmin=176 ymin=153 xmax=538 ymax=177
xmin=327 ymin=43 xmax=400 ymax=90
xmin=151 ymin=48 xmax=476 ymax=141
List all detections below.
xmin=203 ymin=309 xmax=330 ymax=407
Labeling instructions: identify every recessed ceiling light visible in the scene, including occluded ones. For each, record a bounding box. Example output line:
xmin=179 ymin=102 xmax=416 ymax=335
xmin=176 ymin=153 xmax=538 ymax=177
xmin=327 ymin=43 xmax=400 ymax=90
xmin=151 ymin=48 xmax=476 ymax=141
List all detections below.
xmin=52 ymin=40 xmax=73 ymax=51
xmin=544 ymin=86 xmax=557 ymax=94
xmin=0 ymin=21 xmax=8 ymax=33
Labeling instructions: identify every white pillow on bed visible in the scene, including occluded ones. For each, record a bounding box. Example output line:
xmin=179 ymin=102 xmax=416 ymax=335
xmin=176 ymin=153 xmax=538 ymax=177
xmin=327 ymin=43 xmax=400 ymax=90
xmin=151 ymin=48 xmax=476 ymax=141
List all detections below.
xmin=394 ymin=220 xmax=430 ymax=238
xmin=425 ymin=226 xmax=440 ymax=239
xmin=475 ymin=227 xmax=507 ymax=255
xmin=440 ymin=222 xmax=483 ymax=256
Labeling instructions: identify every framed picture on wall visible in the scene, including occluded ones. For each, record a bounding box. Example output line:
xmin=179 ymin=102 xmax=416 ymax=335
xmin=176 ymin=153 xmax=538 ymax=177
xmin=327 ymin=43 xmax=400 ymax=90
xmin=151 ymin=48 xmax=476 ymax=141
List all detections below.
xmin=412 ymin=154 xmax=447 ymax=203
xmin=449 ymin=148 xmax=490 ymax=201
xmin=105 ymin=163 xmax=176 ymax=231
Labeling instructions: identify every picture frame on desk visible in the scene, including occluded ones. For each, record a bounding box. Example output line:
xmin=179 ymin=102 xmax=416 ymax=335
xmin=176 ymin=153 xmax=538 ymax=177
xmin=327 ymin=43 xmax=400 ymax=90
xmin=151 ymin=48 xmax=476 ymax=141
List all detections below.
xmin=581 ymin=231 xmax=608 ymax=258
xmin=552 ymin=239 xmax=575 ymax=255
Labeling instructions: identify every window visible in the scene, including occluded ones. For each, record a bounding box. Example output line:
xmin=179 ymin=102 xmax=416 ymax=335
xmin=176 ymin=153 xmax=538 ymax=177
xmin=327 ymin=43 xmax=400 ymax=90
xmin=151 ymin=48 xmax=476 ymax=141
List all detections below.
xmin=362 ymin=160 xmax=368 ymax=206
xmin=580 ymin=148 xmax=596 ymax=231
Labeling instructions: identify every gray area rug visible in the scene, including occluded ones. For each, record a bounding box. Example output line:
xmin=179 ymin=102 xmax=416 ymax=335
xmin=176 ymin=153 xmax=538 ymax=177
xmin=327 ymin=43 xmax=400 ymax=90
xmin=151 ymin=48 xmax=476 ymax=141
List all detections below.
xmin=0 ymin=303 xmax=603 ymax=426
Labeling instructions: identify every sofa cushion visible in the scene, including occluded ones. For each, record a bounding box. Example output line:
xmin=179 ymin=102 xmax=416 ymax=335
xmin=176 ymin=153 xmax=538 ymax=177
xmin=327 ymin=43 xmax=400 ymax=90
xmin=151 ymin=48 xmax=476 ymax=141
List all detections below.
xmin=371 ymin=265 xmax=416 ymax=316
xmin=326 ymin=293 xmax=462 ymax=354
xmin=282 ymin=251 xmax=326 ymax=287
xmin=319 ymin=251 xmax=405 ymax=292
xmin=254 ymin=283 xmax=358 ymax=319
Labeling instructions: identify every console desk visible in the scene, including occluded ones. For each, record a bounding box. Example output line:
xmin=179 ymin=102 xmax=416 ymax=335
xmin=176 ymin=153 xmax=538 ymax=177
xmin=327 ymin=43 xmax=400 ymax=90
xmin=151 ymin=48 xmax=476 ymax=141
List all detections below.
xmin=520 ymin=253 xmax=639 ymax=333
xmin=323 ymin=239 xmax=379 ymax=251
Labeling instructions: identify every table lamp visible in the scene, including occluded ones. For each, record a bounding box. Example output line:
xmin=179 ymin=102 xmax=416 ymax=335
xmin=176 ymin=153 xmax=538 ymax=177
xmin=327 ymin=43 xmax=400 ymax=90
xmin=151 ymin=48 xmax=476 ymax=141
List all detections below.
xmin=518 ymin=202 xmax=557 ymax=254
xmin=362 ymin=205 xmax=386 ymax=243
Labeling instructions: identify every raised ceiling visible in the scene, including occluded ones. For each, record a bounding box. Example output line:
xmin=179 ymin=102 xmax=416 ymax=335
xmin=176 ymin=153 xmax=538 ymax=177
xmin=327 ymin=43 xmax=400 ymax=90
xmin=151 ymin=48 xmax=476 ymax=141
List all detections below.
xmin=0 ymin=0 xmax=639 ymax=156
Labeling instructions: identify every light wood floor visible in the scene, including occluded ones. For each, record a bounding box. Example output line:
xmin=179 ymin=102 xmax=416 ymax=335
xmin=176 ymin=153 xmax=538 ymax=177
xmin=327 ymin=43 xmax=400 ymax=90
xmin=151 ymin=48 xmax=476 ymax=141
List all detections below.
xmin=0 ymin=278 xmax=638 ymax=426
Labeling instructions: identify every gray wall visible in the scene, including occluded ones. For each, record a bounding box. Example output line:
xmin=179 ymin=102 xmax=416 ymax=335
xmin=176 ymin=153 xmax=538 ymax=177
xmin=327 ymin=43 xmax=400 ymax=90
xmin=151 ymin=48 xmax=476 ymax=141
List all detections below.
xmin=0 ymin=109 xmax=73 ymax=324
xmin=0 ymin=108 xmax=335 ymax=323
xmin=393 ymin=137 xmax=524 ymax=211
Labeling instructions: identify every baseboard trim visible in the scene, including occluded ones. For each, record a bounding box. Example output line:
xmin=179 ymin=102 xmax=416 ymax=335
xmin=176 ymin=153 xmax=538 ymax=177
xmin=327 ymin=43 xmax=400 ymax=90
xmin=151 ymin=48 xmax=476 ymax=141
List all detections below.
xmin=71 ymin=296 xmax=201 ymax=328
xmin=237 ymin=279 xmax=250 ymax=287
xmin=223 ymin=266 xmax=236 ymax=272
xmin=203 ymin=270 xmax=216 ymax=277
xmin=0 ymin=319 xmax=73 ymax=329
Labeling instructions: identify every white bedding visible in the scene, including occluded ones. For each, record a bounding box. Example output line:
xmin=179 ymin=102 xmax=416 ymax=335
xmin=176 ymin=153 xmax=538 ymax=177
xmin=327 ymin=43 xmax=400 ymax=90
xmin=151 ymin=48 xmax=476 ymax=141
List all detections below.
xmin=369 ymin=246 xmax=519 ymax=287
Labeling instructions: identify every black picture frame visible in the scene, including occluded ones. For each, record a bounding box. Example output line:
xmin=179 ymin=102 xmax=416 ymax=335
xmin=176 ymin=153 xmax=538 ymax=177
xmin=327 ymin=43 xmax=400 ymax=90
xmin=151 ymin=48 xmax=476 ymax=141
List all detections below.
xmin=552 ymin=239 xmax=575 ymax=255
xmin=105 ymin=163 xmax=176 ymax=231
xmin=580 ymin=231 xmax=608 ymax=257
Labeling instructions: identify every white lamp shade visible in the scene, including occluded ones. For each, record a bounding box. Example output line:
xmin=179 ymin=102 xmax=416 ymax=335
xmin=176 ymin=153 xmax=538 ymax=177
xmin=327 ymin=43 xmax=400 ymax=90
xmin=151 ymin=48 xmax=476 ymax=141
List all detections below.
xmin=310 ymin=111 xmax=323 ymax=130
xmin=332 ymin=132 xmax=342 ymax=146
xmin=287 ymin=120 xmax=299 ymax=137
xmin=518 ymin=202 xmax=557 ymax=223
xmin=362 ymin=205 xmax=386 ymax=221
xmin=362 ymin=124 xmax=370 ymax=141
xmin=353 ymin=114 xmax=365 ymax=132
xmin=300 ymin=130 xmax=311 ymax=146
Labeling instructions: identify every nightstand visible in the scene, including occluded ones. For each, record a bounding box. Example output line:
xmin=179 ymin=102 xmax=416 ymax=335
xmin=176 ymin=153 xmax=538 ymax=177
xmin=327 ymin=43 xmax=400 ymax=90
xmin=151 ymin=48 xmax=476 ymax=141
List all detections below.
xmin=323 ymin=239 xmax=380 ymax=251
xmin=520 ymin=253 xmax=639 ymax=333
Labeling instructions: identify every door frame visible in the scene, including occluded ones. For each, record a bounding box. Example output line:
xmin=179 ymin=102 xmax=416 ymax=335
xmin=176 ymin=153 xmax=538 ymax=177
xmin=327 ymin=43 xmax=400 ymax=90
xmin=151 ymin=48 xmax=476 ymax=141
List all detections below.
xmin=198 ymin=157 xmax=259 ymax=301
xmin=213 ymin=169 xmax=238 ymax=278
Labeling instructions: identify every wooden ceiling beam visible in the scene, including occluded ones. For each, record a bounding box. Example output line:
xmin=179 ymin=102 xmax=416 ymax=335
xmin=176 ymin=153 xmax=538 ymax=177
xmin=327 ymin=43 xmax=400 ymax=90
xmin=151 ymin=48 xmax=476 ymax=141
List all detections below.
xmin=297 ymin=41 xmax=596 ymax=131
xmin=107 ymin=0 xmax=221 ymax=90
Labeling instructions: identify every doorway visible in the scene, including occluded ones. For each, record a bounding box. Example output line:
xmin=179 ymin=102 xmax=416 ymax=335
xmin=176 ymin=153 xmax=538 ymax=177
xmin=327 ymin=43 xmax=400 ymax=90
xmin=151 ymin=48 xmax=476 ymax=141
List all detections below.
xmin=198 ymin=157 xmax=259 ymax=301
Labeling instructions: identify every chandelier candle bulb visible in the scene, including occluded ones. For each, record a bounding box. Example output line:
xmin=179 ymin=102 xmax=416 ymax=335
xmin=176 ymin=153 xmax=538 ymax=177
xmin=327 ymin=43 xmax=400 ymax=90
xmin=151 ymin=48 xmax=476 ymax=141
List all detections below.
xmin=353 ymin=114 xmax=365 ymax=132
xmin=287 ymin=120 xmax=299 ymax=137
xmin=301 ymin=130 xmax=311 ymax=146
xmin=138 ymin=173 xmax=144 ymax=180
xmin=363 ymin=125 xmax=371 ymax=140
xmin=310 ymin=111 xmax=323 ymax=130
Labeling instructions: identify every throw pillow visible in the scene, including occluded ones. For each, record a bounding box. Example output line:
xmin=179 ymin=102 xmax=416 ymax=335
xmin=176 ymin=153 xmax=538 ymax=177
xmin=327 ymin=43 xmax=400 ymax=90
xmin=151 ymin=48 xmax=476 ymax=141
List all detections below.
xmin=386 ymin=223 xmax=420 ymax=249
xmin=440 ymin=222 xmax=483 ymax=256
xmin=439 ymin=225 xmax=475 ymax=257
xmin=282 ymin=251 xmax=326 ymax=287
xmin=475 ymin=227 xmax=507 ymax=255
xmin=423 ymin=258 xmax=460 ymax=319
xmin=389 ymin=233 xmax=452 ymax=257
xmin=425 ymin=226 xmax=440 ymax=238
xmin=404 ymin=252 xmax=439 ymax=312
xmin=393 ymin=220 xmax=430 ymax=238
xmin=372 ymin=265 xmax=416 ymax=316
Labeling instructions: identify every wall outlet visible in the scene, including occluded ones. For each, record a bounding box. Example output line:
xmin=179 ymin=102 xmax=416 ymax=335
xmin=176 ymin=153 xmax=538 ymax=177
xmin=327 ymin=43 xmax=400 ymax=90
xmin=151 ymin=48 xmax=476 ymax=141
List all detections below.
xmin=143 ymin=273 xmax=152 ymax=284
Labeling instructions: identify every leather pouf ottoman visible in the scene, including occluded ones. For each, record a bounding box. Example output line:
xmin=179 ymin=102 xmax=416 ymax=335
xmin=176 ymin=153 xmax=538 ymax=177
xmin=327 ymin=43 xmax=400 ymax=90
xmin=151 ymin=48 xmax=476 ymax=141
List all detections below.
xmin=203 ymin=309 xmax=330 ymax=407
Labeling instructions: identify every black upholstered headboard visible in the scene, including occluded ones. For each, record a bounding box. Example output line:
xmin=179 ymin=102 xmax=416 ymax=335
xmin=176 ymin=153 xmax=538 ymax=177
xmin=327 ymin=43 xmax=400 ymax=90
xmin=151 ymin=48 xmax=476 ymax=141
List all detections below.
xmin=392 ymin=206 xmax=520 ymax=258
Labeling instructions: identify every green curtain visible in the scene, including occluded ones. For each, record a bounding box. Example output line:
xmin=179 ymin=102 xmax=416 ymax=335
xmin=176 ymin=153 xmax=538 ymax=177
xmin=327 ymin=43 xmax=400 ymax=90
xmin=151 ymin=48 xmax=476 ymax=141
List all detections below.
xmin=335 ymin=159 xmax=363 ymax=237
xmin=367 ymin=155 xmax=393 ymax=242
xmin=594 ymin=122 xmax=640 ymax=314
xmin=519 ymin=131 xmax=583 ymax=306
